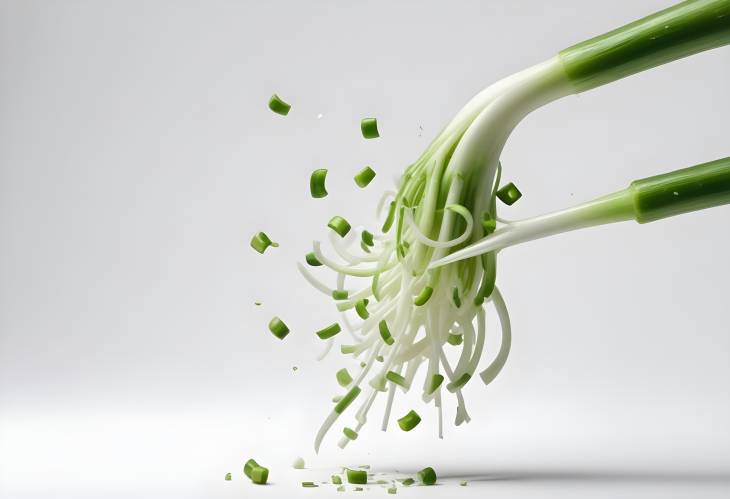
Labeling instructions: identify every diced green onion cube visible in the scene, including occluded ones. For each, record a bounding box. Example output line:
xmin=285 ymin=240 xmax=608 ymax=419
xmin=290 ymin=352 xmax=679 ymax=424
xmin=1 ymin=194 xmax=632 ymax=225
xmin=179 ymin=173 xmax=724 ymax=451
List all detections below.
xmin=346 ymin=468 xmax=368 ymax=484
xmin=354 ymin=166 xmax=377 ymax=188
xmin=316 ymin=322 xmax=341 ymax=340
xmin=417 ymin=467 xmax=437 ymax=485
xmin=355 ymin=298 xmax=370 ymax=319
xmin=292 ymin=456 xmax=305 ymax=469
xmin=332 ymin=474 xmax=342 ymax=485
xmin=360 ymin=118 xmax=379 ymax=139
xmin=413 ymin=286 xmax=433 ymax=306
xmin=224 ymin=472 xmax=232 ymax=481
xmin=397 ymin=409 xmax=421 ymax=431
xmin=268 ymin=317 xmax=290 ymax=340
xmin=400 ymin=478 xmax=415 ymax=486
xmin=332 ymin=289 xmax=349 ymax=300
xmin=446 ymin=373 xmax=472 ymax=392
xmin=447 ymin=333 xmax=463 ymax=346
xmin=334 ymin=387 xmax=361 ymax=414
xmin=379 ymin=320 xmax=395 ymax=345
xmin=328 ymin=216 xmax=351 ymax=237
xmin=336 ymin=368 xmax=353 ymax=387
xmin=250 ymin=231 xmax=278 ymax=254
xmin=305 ymin=251 xmax=322 ymax=266
xmin=268 ymin=94 xmax=291 ymax=115
xmin=386 ymin=371 xmax=408 ymax=388
xmin=361 ymin=230 xmax=375 ymax=247
xmin=310 ymin=169 xmax=328 ymax=198
xmin=251 ymin=466 xmax=269 ymax=484
xmin=426 ymin=374 xmax=444 ymax=395
xmin=343 ymin=427 xmax=358 ymax=440
xmin=244 ymin=458 xmax=259 ymax=479
xmin=496 ymin=182 xmax=522 ymax=206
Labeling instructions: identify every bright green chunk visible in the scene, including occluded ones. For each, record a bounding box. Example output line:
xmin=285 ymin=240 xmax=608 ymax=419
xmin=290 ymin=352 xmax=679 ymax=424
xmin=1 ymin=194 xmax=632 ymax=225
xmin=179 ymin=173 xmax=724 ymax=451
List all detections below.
xmin=496 ymin=182 xmax=522 ymax=206
xmin=447 ymin=333 xmax=463 ymax=346
xmin=268 ymin=94 xmax=291 ymax=115
xmin=336 ymin=368 xmax=352 ymax=387
xmin=355 ymin=299 xmax=369 ymax=319
xmin=332 ymin=474 xmax=343 ymax=485
xmin=332 ymin=289 xmax=349 ymax=300
xmin=354 ymin=166 xmax=377 ymax=187
xmin=224 ymin=472 xmax=231 ymax=481
xmin=346 ymin=468 xmax=368 ymax=484
xmin=310 ymin=169 xmax=328 ymax=198
xmin=328 ymin=216 xmax=351 ymax=237
xmin=305 ymin=251 xmax=322 ymax=266
xmin=250 ymin=231 xmax=278 ymax=254
xmin=379 ymin=320 xmax=394 ymax=345
xmin=251 ymin=466 xmax=269 ymax=484
xmin=244 ymin=458 xmax=259 ymax=479
xmin=427 ymin=374 xmax=444 ymax=395
xmin=417 ymin=467 xmax=437 ymax=485
xmin=446 ymin=373 xmax=472 ymax=392
xmin=316 ymin=322 xmax=341 ymax=339
xmin=381 ymin=201 xmax=396 ymax=232
xmin=361 ymin=230 xmax=375 ymax=247
xmin=360 ymin=118 xmax=379 ymax=139
xmin=452 ymin=287 xmax=461 ymax=308
xmin=268 ymin=317 xmax=290 ymax=340
xmin=334 ymin=387 xmax=361 ymax=414
xmin=413 ymin=286 xmax=433 ymax=306
xmin=386 ymin=371 xmax=408 ymax=388
xmin=397 ymin=409 xmax=421 ymax=431
xmin=481 ymin=212 xmax=497 ymax=234
xmin=301 ymin=481 xmax=318 ymax=487
xmin=343 ymin=427 xmax=358 ymax=440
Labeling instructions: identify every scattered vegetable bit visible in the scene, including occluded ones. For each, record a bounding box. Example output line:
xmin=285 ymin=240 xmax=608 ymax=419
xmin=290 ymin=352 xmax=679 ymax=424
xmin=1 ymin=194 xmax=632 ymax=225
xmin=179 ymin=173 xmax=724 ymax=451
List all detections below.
xmin=481 ymin=212 xmax=497 ymax=234
xmin=332 ymin=475 xmax=343 ymax=485
xmin=332 ymin=395 xmax=343 ymax=402
xmin=332 ymin=289 xmax=349 ymax=300
xmin=301 ymin=481 xmax=318 ymax=487
xmin=243 ymin=458 xmax=259 ymax=479
xmin=343 ymin=427 xmax=359 ymax=440
xmin=224 ymin=472 xmax=231 ymax=481
xmin=388 ymin=487 xmax=397 ymax=494
xmin=417 ymin=467 xmax=437 ymax=485
xmin=336 ymin=368 xmax=353 ymax=387
xmin=354 ymin=487 xmax=363 ymax=491
xmin=251 ymin=466 xmax=269 ymax=485
xmin=310 ymin=169 xmax=329 ymax=198
xmin=375 ymin=355 xmax=384 ymax=362
xmin=460 ymin=480 xmax=468 ymax=486
xmin=360 ymin=361 xmax=366 ymax=368
xmin=427 ymin=374 xmax=444 ymax=395
xmin=334 ymin=387 xmax=361 ymax=414
xmin=268 ymin=94 xmax=291 ymax=115
xmin=305 ymin=251 xmax=323 ymax=266
xmin=397 ymin=410 xmax=422 ymax=431
xmin=400 ymin=478 xmax=415 ymax=486
xmin=361 ymin=230 xmax=375 ymax=247
xmin=381 ymin=201 xmax=395 ymax=232
xmin=346 ymin=468 xmax=368 ymax=484
xmin=355 ymin=298 xmax=370 ymax=319
xmin=316 ymin=322 xmax=342 ymax=339
xmin=379 ymin=320 xmax=394 ymax=345
xmin=447 ymin=333 xmax=463 ymax=346
xmin=413 ymin=286 xmax=433 ymax=306
xmin=369 ymin=375 xmax=387 ymax=391
xmin=268 ymin=317 xmax=290 ymax=340
xmin=446 ymin=373 xmax=472 ymax=392
xmin=386 ymin=371 xmax=408 ymax=388
xmin=496 ymin=182 xmax=522 ymax=205
xmin=354 ymin=166 xmax=377 ymax=188
xmin=250 ymin=231 xmax=278 ymax=254
xmin=452 ymin=287 xmax=461 ymax=308
xmin=254 ymin=301 xmax=262 ymax=306
xmin=293 ymin=456 xmax=305 ymax=469
xmin=328 ymin=216 xmax=352 ymax=237
xmin=340 ymin=344 xmax=356 ymax=354
xmin=360 ymin=118 xmax=380 ymax=139
xmin=293 ymin=366 xmax=298 ymax=371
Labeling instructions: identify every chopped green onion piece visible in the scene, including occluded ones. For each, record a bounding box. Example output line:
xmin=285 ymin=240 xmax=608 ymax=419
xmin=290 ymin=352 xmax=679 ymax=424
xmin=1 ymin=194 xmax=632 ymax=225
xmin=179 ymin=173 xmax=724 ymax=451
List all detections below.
xmin=328 ymin=216 xmax=351 ymax=237
xmin=316 ymin=322 xmax=342 ymax=340
xmin=447 ymin=333 xmax=463 ymax=346
xmin=446 ymin=373 xmax=472 ymax=392
xmin=452 ymin=287 xmax=461 ymax=308
xmin=381 ymin=201 xmax=396 ymax=232
xmin=292 ymin=456 xmax=305 ymax=469
xmin=305 ymin=251 xmax=322 ymax=266
xmin=332 ymin=395 xmax=342 ymax=403
xmin=244 ymin=458 xmax=259 ymax=479
xmin=332 ymin=289 xmax=349 ymax=300
xmin=340 ymin=344 xmax=356 ymax=354
xmin=361 ymin=230 xmax=375 ymax=247
xmin=460 ymin=480 xmax=468 ymax=486
xmin=268 ymin=317 xmax=290 ymax=340
xmin=224 ymin=472 xmax=231 ymax=481
xmin=496 ymin=182 xmax=522 ymax=206
xmin=354 ymin=166 xmax=377 ymax=188
xmin=336 ymin=368 xmax=353 ymax=387
xmin=254 ymin=301 xmax=262 ymax=306
xmin=268 ymin=94 xmax=291 ymax=115
xmin=388 ymin=487 xmax=397 ymax=494
xmin=346 ymin=468 xmax=368 ymax=484
xmin=417 ymin=467 xmax=437 ymax=485
xmin=386 ymin=371 xmax=408 ymax=388
xmin=301 ymin=481 xmax=318 ymax=487
xmin=378 ymin=320 xmax=394 ymax=345
xmin=343 ymin=427 xmax=359 ymax=440
xmin=355 ymin=298 xmax=370 ymax=319
xmin=413 ymin=286 xmax=433 ymax=306
xmin=397 ymin=409 xmax=421 ymax=431
xmin=369 ymin=375 xmax=387 ymax=392
xmin=251 ymin=466 xmax=269 ymax=485
xmin=481 ymin=212 xmax=497 ymax=234
xmin=359 ymin=361 xmax=366 ymax=368
xmin=427 ymin=374 xmax=444 ymax=395
xmin=360 ymin=118 xmax=379 ymax=139
xmin=360 ymin=241 xmax=371 ymax=253
xmin=250 ymin=231 xmax=278 ymax=254
xmin=401 ymin=478 xmax=415 ymax=486
xmin=310 ymin=169 xmax=328 ymax=198
xmin=334 ymin=386 xmax=361 ymax=414
xmin=375 ymin=355 xmax=384 ymax=363
xmin=332 ymin=475 xmax=343 ymax=485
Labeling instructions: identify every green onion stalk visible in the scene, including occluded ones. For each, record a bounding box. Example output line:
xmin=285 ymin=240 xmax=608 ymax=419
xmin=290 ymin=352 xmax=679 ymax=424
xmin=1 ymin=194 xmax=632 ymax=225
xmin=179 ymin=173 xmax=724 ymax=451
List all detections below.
xmin=302 ymin=0 xmax=730 ymax=452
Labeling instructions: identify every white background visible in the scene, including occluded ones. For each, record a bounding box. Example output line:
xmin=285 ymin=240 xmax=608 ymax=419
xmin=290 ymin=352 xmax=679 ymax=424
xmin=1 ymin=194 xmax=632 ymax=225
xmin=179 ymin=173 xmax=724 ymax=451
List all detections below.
xmin=1 ymin=1 xmax=729 ymax=498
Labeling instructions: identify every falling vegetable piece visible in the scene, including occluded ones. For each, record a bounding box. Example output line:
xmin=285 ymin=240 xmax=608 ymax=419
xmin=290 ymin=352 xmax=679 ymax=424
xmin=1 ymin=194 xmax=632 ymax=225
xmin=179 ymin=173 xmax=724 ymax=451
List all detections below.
xmin=328 ymin=216 xmax=352 ymax=237
xmin=417 ymin=467 xmax=437 ymax=485
xmin=301 ymin=481 xmax=318 ymax=487
xmin=397 ymin=410 xmax=421 ymax=431
xmin=334 ymin=387 xmax=361 ymax=414
xmin=336 ymin=368 xmax=353 ymax=387
xmin=388 ymin=487 xmax=397 ymax=494
xmin=250 ymin=232 xmax=278 ymax=254
xmin=386 ymin=371 xmax=408 ymax=388
xmin=343 ymin=427 xmax=358 ymax=440
xmin=496 ymin=182 xmax=522 ymax=206
xmin=332 ymin=289 xmax=349 ymax=300
xmin=332 ymin=474 xmax=343 ymax=485
xmin=360 ymin=118 xmax=380 ymax=139
xmin=316 ymin=322 xmax=342 ymax=340
xmin=378 ymin=320 xmax=394 ymax=345
xmin=447 ymin=333 xmax=463 ymax=346
xmin=268 ymin=317 xmax=290 ymax=340
xmin=346 ymin=468 xmax=368 ymax=484
xmin=305 ymin=252 xmax=322 ymax=266
xmin=224 ymin=472 xmax=231 ymax=481
xmin=292 ymin=456 xmax=305 ymax=469
xmin=446 ymin=373 xmax=472 ymax=392
xmin=426 ymin=374 xmax=444 ymax=395
xmin=361 ymin=230 xmax=375 ymax=247
xmin=354 ymin=166 xmax=377 ymax=188
xmin=355 ymin=298 xmax=370 ymax=319
xmin=413 ymin=286 xmax=433 ymax=306
xmin=310 ymin=169 xmax=329 ymax=198
xmin=250 ymin=466 xmax=269 ymax=485
xmin=400 ymin=478 xmax=415 ymax=486
xmin=268 ymin=94 xmax=291 ymax=115
xmin=243 ymin=458 xmax=259 ymax=479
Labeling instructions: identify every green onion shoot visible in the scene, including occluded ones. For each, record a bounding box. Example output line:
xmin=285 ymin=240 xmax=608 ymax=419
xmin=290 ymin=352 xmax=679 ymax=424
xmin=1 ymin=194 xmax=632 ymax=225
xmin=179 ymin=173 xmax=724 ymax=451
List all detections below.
xmin=268 ymin=94 xmax=291 ymax=115
xmin=310 ymin=169 xmax=329 ymax=198
xmin=305 ymin=252 xmax=322 ymax=266
xmin=397 ymin=410 xmax=421 ymax=431
xmin=327 ymin=216 xmax=351 ymax=237
xmin=250 ymin=232 xmax=278 ymax=254
xmin=268 ymin=317 xmax=290 ymax=340
xmin=354 ymin=166 xmax=377 ymax=188
xmin=360 ymin=118 xmax=379 ymax=139
xmin=316 ymin=322 xmax=341 ymax=340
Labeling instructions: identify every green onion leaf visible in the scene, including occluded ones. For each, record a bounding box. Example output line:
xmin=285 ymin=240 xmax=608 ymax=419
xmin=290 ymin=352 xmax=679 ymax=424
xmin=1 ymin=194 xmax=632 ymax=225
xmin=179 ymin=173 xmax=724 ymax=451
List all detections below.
xmin=224 ymin=472 xmax=232 ymax=481
xmin=316 ymin=322 xmax=341 ymax=340
xmin=496 ymin=182 xmax=522 ymax=206
xmin=301 ymin=481 xmax=318 ymax=487
xmin=400 ymin=478 xmax=415 ymax=486
xmin=334 ymin=386 xmax=361 ymax=414
xmin=378 ymin=320 xmax=395 ymax=345
xmin=354 ymin=166 xmax=377 ymax=188
xmin=328 ymin=216 xmax=352 ymax=237
xmin=244 ymin=458 xmax=259 ymax=479
xmin=268 ymin=94 xmax=291 ymax=115
xmin=250 ymin=231 xmax=278 ymax=254
xmin=381 ymin=201 xmax=396 ymax=232
xmin=388 ymin=487 xmax=397 ymax=494
xmin=452 ymin=287 xmax=461 ymax=308
xmin=360 ymin=118 xmax=380 ymax=139
xmin=397 ymin=409 xmax=421 ymax=431
xmin=310 ymin=169 xmax=329 ymax=198
xmin=305 ymin=252 xmax=322 ymax=266
xmin=251 ymin=466 xmax=269 ymax=485
xmin=417 ymin=467 xmax=437 ymax=485
xmin=268 ymin=317 xmax=290 ymax=340
xmin=332 ymin=475 xmax=342 ymax=485
xmin=340 ymin=344 xmax=356 ymax=354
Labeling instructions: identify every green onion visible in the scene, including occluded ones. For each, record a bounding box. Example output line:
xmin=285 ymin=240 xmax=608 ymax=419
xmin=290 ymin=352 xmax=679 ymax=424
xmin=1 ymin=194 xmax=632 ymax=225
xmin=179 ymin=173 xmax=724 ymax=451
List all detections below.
xmin=254 ymin=301 xmax=262 ymax=306
xmin=460 ymin=480 xmax=468 ymax=486
xmin=447 ymin=333 xmax=463 ymax=346
xmin=381 ymin=201 xmax=396 ymax=232
xmin=251 ymin=466 xmax=269 ymax=485
xmin=268 ymin=317 xmax=290 ymax=340
xmin=310 ymin=169 xmax=328 ymax=198
xmin=332 ymin=289 xmax=349 ymax=300
xmin=346 ymin=468 xmax=368 ymax=484
xmin=426 ymin=374 xmax=444 ymax=395
xmin=305 ymin=252 xmax=322 ymax=266
xmin=413 ymin=286 xmax=433 ymax=306
xmin=336 ymin=368 xmax=353 ymax=387
xmin=452 ymin=287 xmax=461 ymax=308
xmin=328 ymin=216 xmax=351 ymax=237
xmin=400 ymin=478 xmax=415 ymax=486
xmin=343 ymin=427 xmax=359 ymax=440
xmin=369 ymin=376 xmax=387 ymax=392
xmin=360 ymin=118 xmax=380 ymax=139
xmin=268 ymin=94 xmax=291 ymax=115
xmin=334 ymin=386 xmax=361 ymax=414
xmin=361 ymin=230 xmax=375 ymax=247
xmin=250 ymin=231 xmax=278 ymax=254
xmin=359 ymin=361 xmax=366 ymax=368
xmin=301 ymin=481 xmax=318 ymax=487
xmin=332 ymin=475 xmax=343 ymax=485
xmin=292 ymin=456 xmax=305 ymax=469
xmin=354 ymin=166 xmax=377 ymax=188
xmin=355 ymin=298 xmax=370 ymax=319
xmin=446 ymin=373 xmax=471 ymax=392
xmin=388 ymin=487 xmax=397 ymax=494
xmin=378 ymin=320 xmax=394 ymax=345
xmin=417 ymin=467 xmax=437 ymax=485
xmin=224 ymin=472 xmax=231 ymax=481
xmin=340 ymin=344 xmax=356 ymax=354
xmin=244 ymin=458 xmax=259 ymax=479
xmin=397 ymin=409 xmax=421 ymax=431
xmin=481 ymin=212 xmax=497 ymax=235
xmin=386 ymin=371 xmax=408 ymax=388
xmin=316 ymin=323 xmax=341 ymax=340
xmin=496 ymin=182 xmax=522 ymax=206
xmin=375 ymin=355 xmax=384 ymax=362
